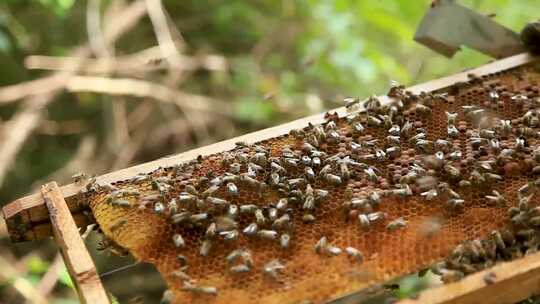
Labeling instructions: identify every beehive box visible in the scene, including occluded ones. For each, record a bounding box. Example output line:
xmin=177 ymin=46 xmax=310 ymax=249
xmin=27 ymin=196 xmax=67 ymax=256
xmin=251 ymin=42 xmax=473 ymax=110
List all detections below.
xmin=3 ymin=53 xmax=540 ymax=304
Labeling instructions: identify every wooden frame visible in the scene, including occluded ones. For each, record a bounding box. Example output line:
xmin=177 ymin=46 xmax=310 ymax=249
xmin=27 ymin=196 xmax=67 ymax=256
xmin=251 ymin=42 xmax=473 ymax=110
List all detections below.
xmin=3 ymin=52 xmax=537 ymax=243
xmin=41 ymin=182 xmax=110 ymax=304
xmin=399 ymin=250 xmax=540 ymax=304
xmin=1 ymin=52 xmax=539 ymax=304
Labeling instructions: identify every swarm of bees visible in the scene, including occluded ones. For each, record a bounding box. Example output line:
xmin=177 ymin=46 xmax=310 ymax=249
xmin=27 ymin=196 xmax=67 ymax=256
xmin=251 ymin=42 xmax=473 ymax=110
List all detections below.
xmin=85 ymin=65 xmax=540 ymax=303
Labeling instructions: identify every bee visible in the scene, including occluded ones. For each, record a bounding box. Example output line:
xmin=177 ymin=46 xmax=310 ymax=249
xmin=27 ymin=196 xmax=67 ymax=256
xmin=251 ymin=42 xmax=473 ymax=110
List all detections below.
xmin=374 ymin=149 xmax=387 ymax=162
xmin=421 ymin=189 xmax=438 ymax=200
xmin=172 ymin=234 xmax=185 ymax=249
xmin=325 ymin=174 xmax=342 ymax=186
xmin=353 ymin=122 xmax=365 ymax=134
xmin=312 ymin=156 xmax=322 ymax=167
xmin=445 ymin=112 xmax=458 ymax=125
xmin=181 ymin=283 xmax=217 ymax=296
xmin=386 ymin=135 xmax=400 ymax=146
xmin=345 ymin=247 xmax=364 ymax=263
xmin=315 ymin=237 xmax=328 ymax=254
xmin=206 ymin=196 xmax=228 ymax=208
xmin=515 ymin=137 xmax=526 ymax=151
xmin=350 ymin=141 xmax=362 ymax=153
xmin=201 ymin=185 xmax=219 ymax=198
xmin=242 ymin=223 xmax=259 ymax=236
xmin=401 ymin=121 xmax=413 ymax=138
xmin=240 ymin=204 xmax=258 ymax=214
xmin=226 ymin=249 xmax=251 ymax=264
xmin=72 ymin=172 xmax=87 ymax=183
xmin=484 ymin=173 xmax=502 ymax=182
xmin=414 ymin=103 xmax=432 ymax=115
xmin=176 ymin=192 xmax=197 ymax=204
xmin=388 ymin=124 xmax=400 ymax=136
xmin=220 ymin=230 xmax=239 ymax=241
xmin=386 ymin=217 xmax=407 ymax=231
xmin=190 ymin=213 xmax=209 ymax=223
xmin=176 ymin=254 xmax=187 ymax=267
xmin=529 ymin=216 xmax=540 ymax=226
xmin=386 ymin=146 xmax=401 ymax=158
xmin=367 ymin=115 xmax=382 ymax=126
xmin=302 ymin=214 xmax=316 ymax=223
xmin=447 ymin=198 xmax=465 ymax=210
xmin=344 ymin=97 xmax=360 ymax=109
xmin=304 ymin=167 xmax=316 ymax=182
xmin=200 ymin=239 xmax=212 ymax=256
xmin=499 ymin=119 xmax=512 ymax=137
xmin=288 ymin=178 xmax=306 ymax=187
xmin=280 ymin=233 xmax=291 ymax=249
xmin=230 ymin=264 xmax=250 ymax=273
xmin=227 ymin=204 xmax=239 ymax=218
xmin=171 ymin=212 xmax=190 ymax=224
xmin=171 ymin=269 xmax=191 ymax=282
xmin=364 ymin=167 xmax=379 ymax=182
xmin=434 ymin=139 xmax=451 ymax=152
xmin=223 ymin=182 xmax=238 ymax=197
xmin=416 ymin=139 xmax=433 ymax=153
xmin=258 ymin=229 xmax=278 ymax=240
xmin=153 ymin=202 xmax=165 ymax=214
xmin=486 ymin=190 xmax=506 ymax=206
xmin=235 ymin=141 xmax=250 ymax=148
xmin=255 ymin=209 xmax=267 ymax=226
xmin=326 ymin=130 xmax=340 ymax=143
xmin=109 ymin=219 xmax=127 ymax=233
xmin=250 ymin=153 xmax=267 ymax=166
xmin=358 ymin=214 xmax=371 ymax=229
xmin=271 ymin=162 xmax=287 ymax=175
xmin=301 ymin=142 xmax=316 ymax=153
xmin=268 ymin=208 xmax=278 ymax=222
xmin=276 ymin=198 xmax=288 ymax=210
xmin=273 ymin=214 xmax=291 ymax=230
xmin=391 ymin=184 xmax=412 ymax=198
xmin=440 ymin=269 xmax=464 ymax=283
xmin=479 ymin=129 xmax=496 ymax=139
xmin=447 ymin=125 xmax=459 ymax=138
xmin=327 ymin=246 xmax=342 ymax=256
xmin=263 ymin=259 xmax=285 ymax=280
xmin=222 ymin=173 xmax=239 ymax=184
xmin=443 ymin=164 xmax=460 ymax=179
xmin=111 ymin=199 xmax=131 ymax=207
xmin=484 ymin=272 xmax=497 ymax=285
xmin=489 ymin=90 xmax=499 ymax=100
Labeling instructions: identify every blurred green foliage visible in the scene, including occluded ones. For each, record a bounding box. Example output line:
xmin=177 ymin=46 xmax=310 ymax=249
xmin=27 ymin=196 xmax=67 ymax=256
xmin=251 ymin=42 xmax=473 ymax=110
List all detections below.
xmin=0 ymin=0 xmax=538 ymax=302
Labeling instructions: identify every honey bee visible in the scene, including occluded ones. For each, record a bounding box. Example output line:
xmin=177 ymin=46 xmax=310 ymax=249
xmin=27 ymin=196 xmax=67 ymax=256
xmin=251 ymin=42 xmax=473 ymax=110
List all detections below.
xmin=172 ymin=234 xmax=185 ymax=249
xmin=263 ymin=259 xmax=285 ymax=280
xmin=230 ymin=264 xmax=250 ymax=273
xmin=181 ymin=283 xmax=218 ymax=295
xmin=258 ymin=229 xmax=278 ymax=240
xmin=386 ymin=217 xmax=407 ymax=231
xmin=345 ymin=247 xmax=364 ymax=263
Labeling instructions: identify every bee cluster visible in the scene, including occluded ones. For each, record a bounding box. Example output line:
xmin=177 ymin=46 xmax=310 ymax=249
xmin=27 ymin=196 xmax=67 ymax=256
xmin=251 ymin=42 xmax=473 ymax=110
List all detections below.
xmin=86 ymin=64 xmax=540 ymax=304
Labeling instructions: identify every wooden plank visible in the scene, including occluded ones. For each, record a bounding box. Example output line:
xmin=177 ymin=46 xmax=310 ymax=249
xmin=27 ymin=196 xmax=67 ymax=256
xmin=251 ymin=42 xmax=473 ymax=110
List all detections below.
xmin=41 ymin=182 xmax=110 ymax=304
xmin=2 ymin=52 xmax=538 ymax=242
xmin=398 ymin=250 xmax=540 ymax=304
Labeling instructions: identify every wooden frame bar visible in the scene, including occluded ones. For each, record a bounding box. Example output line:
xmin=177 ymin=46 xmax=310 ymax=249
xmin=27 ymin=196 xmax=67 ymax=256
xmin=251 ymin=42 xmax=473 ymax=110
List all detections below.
xmin=2 ymin=52 xmax=538 ymax=242
xmin=399 ymin=251 xmax=540 ymax=304
xmin=41 ymin=182 xmax=110 ymax=304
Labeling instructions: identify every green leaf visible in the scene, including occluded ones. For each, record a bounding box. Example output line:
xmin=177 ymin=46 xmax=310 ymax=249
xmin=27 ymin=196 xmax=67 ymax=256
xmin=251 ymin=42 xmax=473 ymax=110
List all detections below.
xmin=26 ymin=256 xmax=49 ymax=275
xmin=58 ymin=266 xmax=75 ymax=289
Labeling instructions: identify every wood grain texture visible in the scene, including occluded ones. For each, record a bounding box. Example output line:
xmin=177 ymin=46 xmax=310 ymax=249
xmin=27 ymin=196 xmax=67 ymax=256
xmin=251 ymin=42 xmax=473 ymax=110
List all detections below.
xmin=41 ymin=182 xmax=110 ymax=304
xmin=2 ymin=52 xmax=538 ymax=242
xmin=398 ymin=250 xmax=540 ymax=304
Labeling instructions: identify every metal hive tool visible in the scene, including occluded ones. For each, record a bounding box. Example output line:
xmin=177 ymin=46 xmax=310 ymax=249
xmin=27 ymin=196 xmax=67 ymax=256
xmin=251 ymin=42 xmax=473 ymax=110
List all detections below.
xmin=58 ymin=63 xmax=540 ymax=303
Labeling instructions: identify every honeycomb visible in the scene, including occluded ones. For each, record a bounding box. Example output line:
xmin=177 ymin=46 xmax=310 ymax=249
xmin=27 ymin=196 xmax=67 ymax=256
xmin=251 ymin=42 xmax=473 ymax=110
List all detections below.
xmin=87 ymin=63 xmax=540 ymax=304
